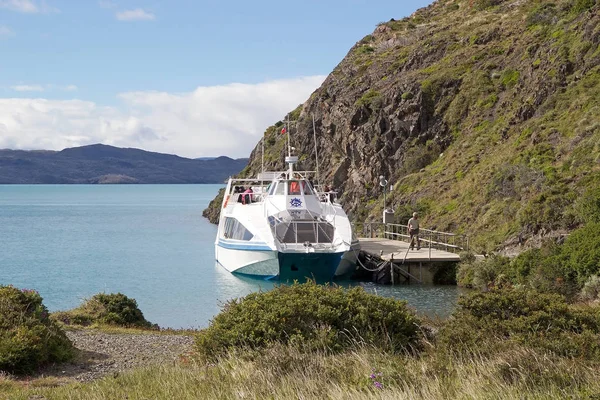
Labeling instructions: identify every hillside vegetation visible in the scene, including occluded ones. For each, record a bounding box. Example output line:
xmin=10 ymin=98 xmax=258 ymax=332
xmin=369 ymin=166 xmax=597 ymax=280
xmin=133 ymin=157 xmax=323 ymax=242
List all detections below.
xmin=206 ymin=0 xmax=600 ymax=252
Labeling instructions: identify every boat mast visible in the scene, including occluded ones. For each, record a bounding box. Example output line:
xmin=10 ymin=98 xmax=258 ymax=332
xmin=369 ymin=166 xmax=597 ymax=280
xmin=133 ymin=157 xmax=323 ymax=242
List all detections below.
xmin=285 ymin=115 xmax=297 ymax=177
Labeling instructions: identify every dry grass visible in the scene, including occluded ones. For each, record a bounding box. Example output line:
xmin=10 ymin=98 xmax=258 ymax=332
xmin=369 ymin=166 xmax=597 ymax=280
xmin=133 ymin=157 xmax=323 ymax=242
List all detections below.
xmin=3 ymin=343 xmax=600 ymax=400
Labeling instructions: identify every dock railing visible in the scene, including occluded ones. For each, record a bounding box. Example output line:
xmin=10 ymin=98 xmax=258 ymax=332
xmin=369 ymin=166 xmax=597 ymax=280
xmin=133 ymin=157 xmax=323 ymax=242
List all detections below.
xmin=353 ymin=222 xmax=469 ymax=253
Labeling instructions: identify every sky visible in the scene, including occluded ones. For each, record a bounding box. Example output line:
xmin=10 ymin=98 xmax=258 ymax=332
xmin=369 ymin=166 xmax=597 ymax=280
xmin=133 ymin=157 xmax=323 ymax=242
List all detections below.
xmin=0 ymin=0 xmax=432 ymax=158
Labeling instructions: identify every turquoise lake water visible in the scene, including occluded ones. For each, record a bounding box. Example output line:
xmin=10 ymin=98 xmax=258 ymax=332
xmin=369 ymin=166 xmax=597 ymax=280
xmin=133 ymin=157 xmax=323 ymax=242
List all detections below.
xmin=0 ymin=185 xmax=461 ymax=328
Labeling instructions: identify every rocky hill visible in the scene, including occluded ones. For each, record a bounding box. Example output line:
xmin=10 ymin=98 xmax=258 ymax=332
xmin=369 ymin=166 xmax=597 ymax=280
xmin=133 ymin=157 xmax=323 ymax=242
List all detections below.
xmin=204 ymin=0 xmax=600 ymax=252
xmin=0 ymin=144 xmax=248 ymax=184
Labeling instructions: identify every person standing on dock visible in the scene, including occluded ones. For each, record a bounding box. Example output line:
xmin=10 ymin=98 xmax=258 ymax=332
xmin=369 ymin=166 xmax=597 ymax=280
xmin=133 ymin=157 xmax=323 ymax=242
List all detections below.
xmin=408 ymin=212 xmax=421 ymax=250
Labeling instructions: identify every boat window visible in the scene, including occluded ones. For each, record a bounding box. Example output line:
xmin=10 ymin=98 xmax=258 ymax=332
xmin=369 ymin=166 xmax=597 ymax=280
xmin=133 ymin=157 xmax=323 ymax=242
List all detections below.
xmin=275 ymin=182 xmax=286 ymax=195
xmin=288 ymin=180 xmax=301 ymax=195
xmin=223 ymin=217 xmax=254 ymax=241
xmin=273 ymin=221 xmax=335 ymax=244
xmin=302 ymin=181 xmax=313 ymax=195
xmin=267 ymin=183 xmax=275 ymax=195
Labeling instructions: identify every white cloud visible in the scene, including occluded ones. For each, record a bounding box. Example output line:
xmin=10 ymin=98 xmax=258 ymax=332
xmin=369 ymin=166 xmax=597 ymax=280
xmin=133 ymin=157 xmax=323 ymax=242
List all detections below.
xmin=0 ymin=25 xmax=14 ymax=38
xmin=10 ymin=84 xmax=78 ymax=92
xmin=116 ymin=8 xmax=155 ymax=21
xmin=11 ymin=84 xmax=45 ymax=92
xmin=0 ymin=0 xmax=58 ymax=13
xmin=0 ymin=76 xmax=326 ymax=158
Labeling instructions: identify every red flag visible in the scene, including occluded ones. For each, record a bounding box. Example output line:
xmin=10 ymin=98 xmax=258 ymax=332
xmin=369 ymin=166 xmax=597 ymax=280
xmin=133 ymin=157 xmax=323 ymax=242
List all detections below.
xmin=281 ymin=127 xmax=286 ymax=134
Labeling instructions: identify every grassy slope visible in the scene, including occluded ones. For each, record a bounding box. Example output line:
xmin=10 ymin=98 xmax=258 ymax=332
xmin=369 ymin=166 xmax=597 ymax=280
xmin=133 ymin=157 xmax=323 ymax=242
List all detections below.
xmin=390 ymin=0 xmax=600 ymax=251
xmin=225 ymin=0 xmax=600 ymax=253
xmin=4 ymin=344 xmax=600 ymax=399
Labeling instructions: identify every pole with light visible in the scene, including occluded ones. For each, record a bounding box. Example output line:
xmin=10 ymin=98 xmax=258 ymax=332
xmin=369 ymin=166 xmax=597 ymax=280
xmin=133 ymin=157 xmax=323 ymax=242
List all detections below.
xmin=379 ymin=175 xmax=388 ymax=209
xmin=379 ymin=175 xmax=389 ymax=224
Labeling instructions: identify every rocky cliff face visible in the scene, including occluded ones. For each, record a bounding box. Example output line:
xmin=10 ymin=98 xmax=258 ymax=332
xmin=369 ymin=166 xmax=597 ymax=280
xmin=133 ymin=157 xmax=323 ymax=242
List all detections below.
xmin=204 ymin=0 xmax=600 ymax=252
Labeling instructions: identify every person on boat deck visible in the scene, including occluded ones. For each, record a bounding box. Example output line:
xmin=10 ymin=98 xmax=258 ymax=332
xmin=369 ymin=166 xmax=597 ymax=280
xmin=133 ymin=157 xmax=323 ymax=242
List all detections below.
xmin=322 ymin=185 xmax=334 ymax=202
xmin=407 ymin=212 xmax=421 ymax=250
xmin=289 ymin=180 xmax=301 ymax=195
xmin=235 ymin=186 xmax=244 ymax=202
xmin=242 ymin=187 xmax=253 ymax=205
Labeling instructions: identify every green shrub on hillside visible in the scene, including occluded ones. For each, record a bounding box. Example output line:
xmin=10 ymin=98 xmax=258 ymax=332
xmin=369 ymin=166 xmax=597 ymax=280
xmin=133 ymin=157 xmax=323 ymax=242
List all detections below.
xmin=438 ymin=288 xmax=600 ymax=359
xmin=572 ymin=0 xmax=596 ymax=13
xmin=576 ymin=186 xmax=600 ymax=224
xmin=580 ymin=275 xmax=600 ymax=302
xmin=456 ymin=254 xmax=511 ymax=289
xmin=195 ymin=282 xmax=421 ymax=358
xmin=558 ymin=223 xmax=600 ymax=285
xmin=0 ymin=285 xmax=74 ymax=374
xmin=52 ymin=293 xmax=155 ymax=328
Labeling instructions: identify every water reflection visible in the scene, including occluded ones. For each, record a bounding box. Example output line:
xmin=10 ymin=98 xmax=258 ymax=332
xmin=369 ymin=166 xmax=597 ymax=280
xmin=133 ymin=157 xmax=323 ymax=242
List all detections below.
xmin=212 ymin=263 xmax=462 ymax=320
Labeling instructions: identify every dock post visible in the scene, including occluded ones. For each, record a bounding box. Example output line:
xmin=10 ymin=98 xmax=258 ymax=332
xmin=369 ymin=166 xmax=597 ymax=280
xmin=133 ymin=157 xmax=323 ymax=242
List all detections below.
xmin=390 ymin=254 xmax=394 ymax=285
xmin=429 ymin=232 xmax=432 ymax=261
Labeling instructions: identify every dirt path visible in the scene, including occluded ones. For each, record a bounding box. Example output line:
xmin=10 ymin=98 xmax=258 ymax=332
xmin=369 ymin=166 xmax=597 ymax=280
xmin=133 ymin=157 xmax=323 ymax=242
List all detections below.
xmin=36 ymin=330 xmax=194 ymax=382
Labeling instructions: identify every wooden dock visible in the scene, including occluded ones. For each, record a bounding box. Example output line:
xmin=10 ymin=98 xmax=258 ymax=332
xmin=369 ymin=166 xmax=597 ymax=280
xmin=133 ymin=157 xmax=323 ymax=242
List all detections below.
xmin=358 ymin=238 xmax=461 ymax=263
xmin=354 ymin=224 xmax=466 ymax=284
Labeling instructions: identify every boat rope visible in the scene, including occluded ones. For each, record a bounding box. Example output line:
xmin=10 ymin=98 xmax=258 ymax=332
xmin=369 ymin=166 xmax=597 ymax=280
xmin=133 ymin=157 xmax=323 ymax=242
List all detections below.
xmin=351 ymin=247 xmax=388 ymax=272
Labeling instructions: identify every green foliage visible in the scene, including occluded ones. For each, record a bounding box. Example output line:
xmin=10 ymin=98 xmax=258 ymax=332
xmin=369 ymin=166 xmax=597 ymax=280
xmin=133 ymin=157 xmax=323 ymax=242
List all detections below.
xmin=355 ymin=89 xmax=382 ymax=110
xmin=500 ymin=69 xmax=520 ymax=88
xmin=438 ymin=288 xmax=600 ymax=359
xmin=575 ymin=186 xmax=600 ymax=224
xmin=558 ymin=223 xmax=600 ymax=285
xmin=288 ymin=104 xmax=303 ymax=121
xmin=401 ymin=91 xmax=414 ymax=100
xmin=473 ymin=0 xmax=505 ymax=11
xmin=356 ymin=45 xmax=375 ymax=55
xmin=580 ymin=275 xmax=600 ymax=302
xmin=0 ymin=285 xmax=74 ymax=374
xmin=526 ymin=3 xmax=558 ymax=27
xmin=572 ymin=0 xmax=596 ymax=13
xmin=52 ymin=293 xmax=155 ymax=328
xmin=517 ymin=187 xmax=574 ymax=232
xmin=195 ymin=282 xmax=421 ymax=359
xmin=456 ymin=254 xmax=511 ymax=289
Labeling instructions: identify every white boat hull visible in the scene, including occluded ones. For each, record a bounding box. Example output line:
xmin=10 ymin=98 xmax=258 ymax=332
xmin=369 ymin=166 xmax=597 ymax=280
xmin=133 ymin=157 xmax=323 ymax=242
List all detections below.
xmin=216 ymin=242 xmax=359 ymax=279
xmin=215 ymin=243 xmax=278 ymax=277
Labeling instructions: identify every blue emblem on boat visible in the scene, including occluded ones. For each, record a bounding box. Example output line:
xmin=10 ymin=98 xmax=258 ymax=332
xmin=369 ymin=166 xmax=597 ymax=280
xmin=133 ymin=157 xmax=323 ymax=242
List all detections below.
xmin=290 ymin=198 xmax=302 ymax=208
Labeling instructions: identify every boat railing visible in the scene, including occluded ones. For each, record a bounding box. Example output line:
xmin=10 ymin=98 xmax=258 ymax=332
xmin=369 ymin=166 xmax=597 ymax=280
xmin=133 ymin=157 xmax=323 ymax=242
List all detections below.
xmin=227 ymin=179 xmax=270 ymax=206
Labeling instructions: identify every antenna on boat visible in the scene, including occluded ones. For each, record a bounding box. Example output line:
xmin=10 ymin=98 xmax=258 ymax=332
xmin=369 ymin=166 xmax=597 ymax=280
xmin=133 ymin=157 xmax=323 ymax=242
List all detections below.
xmin=286 ymin=116 xmax=292 ymax=158
xmin=284 ymin=115 xmax=298 ymax=177
xmin=312 ymin=114 xmax=320 ymax=185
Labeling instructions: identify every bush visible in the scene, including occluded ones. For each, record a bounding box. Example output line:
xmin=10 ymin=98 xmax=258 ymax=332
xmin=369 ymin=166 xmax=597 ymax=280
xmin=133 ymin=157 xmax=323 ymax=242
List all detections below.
xmin=572 ymin=0 xmax=596 ymax=13
xmin=580 ymin=275 xmax=600 ymax=302
xmin=0 ymin=285 xmax=74 ymax=374
xmin=559 ymin=223 xmax=600 ymax=285
xmin=195 ymin=282 xmax=421 ymax=358
xmin=576 ymin=186 xmax=600 ymax=224
xmin=437 ymin=288 xmax=600 ymax=360
xmin=456 ymin=254 xmax=510 ymax=289
xmin=52 ymin=293 xmax=155 ymax=328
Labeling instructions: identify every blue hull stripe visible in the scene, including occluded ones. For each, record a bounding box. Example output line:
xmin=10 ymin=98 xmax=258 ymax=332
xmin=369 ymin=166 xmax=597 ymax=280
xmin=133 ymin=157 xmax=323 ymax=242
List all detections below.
xmin=217 ymin=240 xmax=272 ymax=251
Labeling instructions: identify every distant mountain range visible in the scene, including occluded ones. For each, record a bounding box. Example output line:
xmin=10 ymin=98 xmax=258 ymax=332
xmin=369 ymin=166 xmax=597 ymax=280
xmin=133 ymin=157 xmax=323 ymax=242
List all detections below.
xmin=0 ymin=144 xmax=248 ymax=184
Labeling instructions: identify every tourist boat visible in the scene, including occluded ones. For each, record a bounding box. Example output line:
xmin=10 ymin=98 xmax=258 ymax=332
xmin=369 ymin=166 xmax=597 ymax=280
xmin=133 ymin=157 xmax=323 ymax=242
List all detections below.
xmin=214 ymin=155 xmax=359 ymax=281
